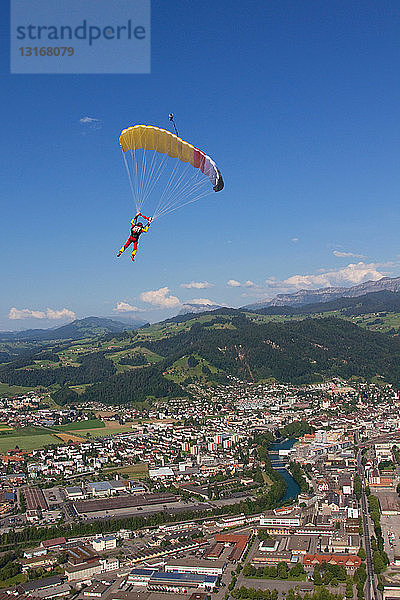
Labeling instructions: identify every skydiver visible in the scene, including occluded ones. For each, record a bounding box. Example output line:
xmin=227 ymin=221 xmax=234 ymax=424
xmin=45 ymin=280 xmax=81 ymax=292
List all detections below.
xmin=117 ymin=213 xmax=152 ymax=262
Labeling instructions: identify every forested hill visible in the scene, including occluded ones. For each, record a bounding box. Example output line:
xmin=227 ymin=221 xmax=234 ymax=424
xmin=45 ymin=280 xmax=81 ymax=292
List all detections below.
xmin=1 ymin=313 xmax=400 ymax=405
xmin=138 ymin=314 xmax=400 ymax=386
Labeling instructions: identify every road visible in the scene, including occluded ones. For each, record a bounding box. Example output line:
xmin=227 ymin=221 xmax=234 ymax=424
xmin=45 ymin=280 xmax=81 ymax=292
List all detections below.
xmin=357 ymin=450 xmax=379 ymax=600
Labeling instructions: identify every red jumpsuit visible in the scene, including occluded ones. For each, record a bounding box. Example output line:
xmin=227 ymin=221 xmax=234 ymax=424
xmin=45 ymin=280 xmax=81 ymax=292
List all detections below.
xmin=119 ymin=223 xmax=149 ymax=261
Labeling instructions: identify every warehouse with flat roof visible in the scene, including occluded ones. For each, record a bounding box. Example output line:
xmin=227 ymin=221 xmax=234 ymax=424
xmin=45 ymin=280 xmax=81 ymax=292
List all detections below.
xmin=165 ymin=558 xmax=226 ymax=576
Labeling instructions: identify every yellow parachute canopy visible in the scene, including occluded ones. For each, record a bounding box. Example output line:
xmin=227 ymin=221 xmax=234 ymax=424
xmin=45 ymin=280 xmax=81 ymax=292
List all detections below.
xmin=119 ymin=125 xmax=223 ymax=220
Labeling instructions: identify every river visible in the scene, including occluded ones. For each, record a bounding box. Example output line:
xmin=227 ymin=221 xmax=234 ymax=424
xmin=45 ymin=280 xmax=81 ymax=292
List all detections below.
xmin=269 ymin=438 xmax=301 ymax=503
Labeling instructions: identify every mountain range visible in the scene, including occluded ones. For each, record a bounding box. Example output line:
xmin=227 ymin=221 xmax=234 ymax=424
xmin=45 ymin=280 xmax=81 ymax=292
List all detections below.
xmin=0 ymin=316 xmax=147 ymax=342
xmin=243 ymin=276 xmax=400 ymax=309
xmin=251 ymin=290 xmax=400 ymax=317
xmin=179 ymin=301 xmax=223 ymax=315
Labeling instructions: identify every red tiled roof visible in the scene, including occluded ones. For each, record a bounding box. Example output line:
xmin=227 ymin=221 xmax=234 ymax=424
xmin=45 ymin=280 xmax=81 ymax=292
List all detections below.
xmin=303 ymin=554 xmax=361 ymax=568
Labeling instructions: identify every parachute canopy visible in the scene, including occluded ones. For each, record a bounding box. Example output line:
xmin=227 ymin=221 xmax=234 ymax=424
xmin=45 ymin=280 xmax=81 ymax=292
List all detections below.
xmin=119 ymin=124 xmax=224 ymax=221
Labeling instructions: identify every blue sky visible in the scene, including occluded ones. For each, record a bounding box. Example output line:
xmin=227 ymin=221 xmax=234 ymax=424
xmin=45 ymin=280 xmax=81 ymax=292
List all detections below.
xmin=1 ymin=0 xmax=400 ymax=329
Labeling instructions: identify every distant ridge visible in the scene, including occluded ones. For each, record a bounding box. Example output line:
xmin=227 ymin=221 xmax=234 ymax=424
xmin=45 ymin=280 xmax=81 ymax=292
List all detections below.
xmin=178 ymin=301 xmax=223 ymax=315
xmin=252 ymin=290 xmax=400 ymax=317
xmin=0 ymin=316 xmax=147 ymax=342
xmin=243 ymin=276 xmax=400 ymax=310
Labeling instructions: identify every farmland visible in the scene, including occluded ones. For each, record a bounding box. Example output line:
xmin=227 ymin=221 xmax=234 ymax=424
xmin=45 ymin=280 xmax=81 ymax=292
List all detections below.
xmin=0 ymin=433 xmax=62 ymax=452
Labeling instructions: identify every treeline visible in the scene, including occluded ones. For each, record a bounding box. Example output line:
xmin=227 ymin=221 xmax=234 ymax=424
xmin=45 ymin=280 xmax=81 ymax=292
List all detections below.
xmin=0 ymin=352 xmax=115 ymax=387
xmin=0 ymin=476 xmax=288 ymax=550
xmin=138 ymin=315 xmax=400 ymax=385
xmin=0 ymin=551 xmax=21 ymax=582
xmin=279 ymin=420 xmax=314 ymax=438
xmin=243 ymin=561 xmax=305 ymax=580
xmin=51 ymin=386 xmax=79 ymax=406
xmin=288 ymin=461 xmax=309 ymax=493
xmin=78 ymin=365 xmax=187 ymax=405
xmin=233 ymin=587 xmax=344 ymax=600
xmin=366 ymin=493 xmax=389 ymax=573
xmin=312 ymin=562 xmax=347 ymax=585
xmin=119 ymin=354 xmax=147 ymax=366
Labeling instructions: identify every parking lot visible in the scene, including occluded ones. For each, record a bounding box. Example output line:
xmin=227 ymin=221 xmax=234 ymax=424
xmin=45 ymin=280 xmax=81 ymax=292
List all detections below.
xmin=380 ymin=514 xmax=400 ymax=563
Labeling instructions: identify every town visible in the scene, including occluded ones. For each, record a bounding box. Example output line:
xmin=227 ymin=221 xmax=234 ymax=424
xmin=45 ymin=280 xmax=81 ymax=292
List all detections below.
xmin=0 ymin=380 xmax=398 ymax=600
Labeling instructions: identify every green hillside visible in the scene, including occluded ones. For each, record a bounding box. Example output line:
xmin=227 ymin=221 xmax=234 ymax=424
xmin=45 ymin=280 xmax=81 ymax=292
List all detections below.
xmin=1 ymin=311 xmax=400 ymax=405
xmin=138 ymin=314 xmax=400 ymax=385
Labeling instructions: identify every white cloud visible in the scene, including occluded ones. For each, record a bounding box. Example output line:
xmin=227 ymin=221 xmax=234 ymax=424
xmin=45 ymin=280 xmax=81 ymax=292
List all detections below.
xmin=140 ymin=287 xmax=181 ymax=309
xmin=333 ymin=250 xmax=365 ymax=259
xmin=113 ymin=302 xmax=140 ymax=313
xmin=291 ymin=237 xmax=299 ymax=243
xmin=265 ymin=262 xmax=386 ymax=292
xmin=9 ymin=308 xmax=46 ymax=320
xmin=186 ymin=298 xmax=216 ymax=306
xmin=227 ymin=279 xmax=257 ymax=288
xmin=80 ymin=116 xmax=100 ymax=124
xmin=9 ymin=307 xmax=75 ymax=320
xmin=79 ymin=116 xmax=102 ymax=130
xmin=46 ymin=308 xmax=76 ymax=320
xmin=180 ymin=281 xmax=214 ymax=289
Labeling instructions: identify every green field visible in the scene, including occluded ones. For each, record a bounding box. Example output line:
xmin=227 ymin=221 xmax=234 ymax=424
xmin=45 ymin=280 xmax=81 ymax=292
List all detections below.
xmin=69 ymin=384 xmax=90 ymax=394
xmin=103 ymin=462 xmax=149 ymax=479
xmin=0 ymin=434 xmax=61 ymax=452
xmin=55 ymin=419 xmax=105 ymax=431
xmin=0 ymin=573 xmax=27 ymax=589
xmin=348 ymin=312 xmax=400 ymax=333
xmin=0 ymin=382 xmax=35 ymax=396
xmin=0 ymin=426 xmax=54 ymax=438
xmin=164 ymin=353 xmax=222 ymax=384
xmin=68 ymin=423 xmax=136 ymax=438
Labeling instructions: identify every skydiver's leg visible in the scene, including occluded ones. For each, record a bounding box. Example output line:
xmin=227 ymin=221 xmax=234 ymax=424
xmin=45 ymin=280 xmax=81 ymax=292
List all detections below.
xmin=117 ymin=236 xmax=133 ymax=257
xmin=131 ymin=239 xmax=139 ymax=262
xmin=117 ymin=236 xmax=133 ymax=256
xmin=123 ymin=237 xmax=133 ymax=251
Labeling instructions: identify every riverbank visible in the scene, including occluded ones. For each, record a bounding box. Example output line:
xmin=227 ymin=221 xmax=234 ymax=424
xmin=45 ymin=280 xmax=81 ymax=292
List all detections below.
xmin=269 ymin=438 xmax=301 ymax=503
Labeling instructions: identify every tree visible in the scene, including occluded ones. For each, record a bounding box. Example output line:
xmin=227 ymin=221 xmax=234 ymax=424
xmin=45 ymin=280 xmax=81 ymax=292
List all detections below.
xmin=290 ymin=562 xmax=305 ymax=577
xmin=313 ymin=567 xmax=323 ymax=586
xmin=277 ymin=562 xmax=289 ymax=580
xmin=358 ymin=547 xmax=366 ymax=561
xmin=372 ymin=550 xmax=386 ymax=574
xmin=346 ymin=581 xmax=354 ymax=599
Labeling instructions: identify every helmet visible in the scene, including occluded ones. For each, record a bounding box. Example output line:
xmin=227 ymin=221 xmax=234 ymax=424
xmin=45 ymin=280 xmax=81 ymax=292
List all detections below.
xmin=137 ymin=222 xmax=143 ymax=228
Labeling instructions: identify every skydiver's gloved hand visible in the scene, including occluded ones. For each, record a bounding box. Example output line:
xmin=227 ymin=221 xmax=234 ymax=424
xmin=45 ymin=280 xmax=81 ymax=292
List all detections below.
xmin=117 ymin=251 xmax=122 ymax=257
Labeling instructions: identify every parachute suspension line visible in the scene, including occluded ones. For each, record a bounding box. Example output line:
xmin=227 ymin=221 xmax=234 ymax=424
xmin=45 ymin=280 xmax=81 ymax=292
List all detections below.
xmin=156 ymin=179 xmax=210 ymax=220
xmin=151 ymin=151 xmax=212 ymax=220
xmin=142 ymin=150 xmax=165 ymax=204
xmin=141 ymin=151 xmax=169 ymax=208
xmin=154 ymin=187 xmax=212 ymax=220
xmin=138 ymin=135 xmax=147 ymax=207
xmin=132 ymin=146 xmax=140 ymax=212
xmin=122 ymin=149 xmax=140 ymax=214
xmin=152 ymin=165 xmax=211 ymax=221
xmin=159 ymin=162 xmax=192 ymax=208
xmin=151 ymin=157 xmax=182 ymax=221
xmin=162 ymin=162 xmax=205 ymax=207
xmin=133 ymin=128 xmax=145 ymax=213
xmin=152 ymin=162 xmax=194 ymax=221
